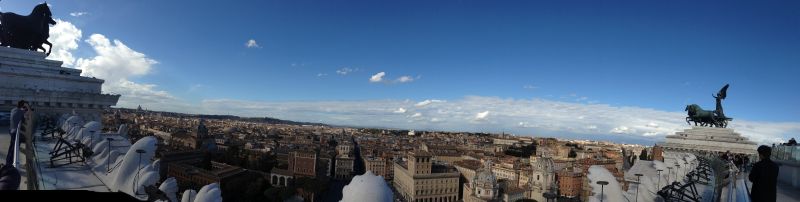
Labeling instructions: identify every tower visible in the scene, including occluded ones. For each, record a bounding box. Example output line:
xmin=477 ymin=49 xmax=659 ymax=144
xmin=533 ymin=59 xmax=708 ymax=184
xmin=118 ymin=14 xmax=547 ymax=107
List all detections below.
xmin=408 ymin=151 xmax=432 ymax=175
xmin=194 ymin=119 xmax=214 ymax=151
xmin=194 ymin=119 xmax=209 ymax=138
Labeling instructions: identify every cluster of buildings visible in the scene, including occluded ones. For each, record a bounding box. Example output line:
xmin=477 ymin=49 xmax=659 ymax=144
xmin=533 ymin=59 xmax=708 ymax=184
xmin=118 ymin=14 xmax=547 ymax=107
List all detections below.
xmin=111 ymin=107 xmax=664 ymax=201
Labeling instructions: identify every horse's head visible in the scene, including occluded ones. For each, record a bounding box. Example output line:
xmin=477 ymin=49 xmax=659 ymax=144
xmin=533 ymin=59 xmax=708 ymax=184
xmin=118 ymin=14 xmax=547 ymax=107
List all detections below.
xmin=33 ymin=3 xmax=54 ymax=19
xmin=685 ymin=104 xmax=700 ymax=115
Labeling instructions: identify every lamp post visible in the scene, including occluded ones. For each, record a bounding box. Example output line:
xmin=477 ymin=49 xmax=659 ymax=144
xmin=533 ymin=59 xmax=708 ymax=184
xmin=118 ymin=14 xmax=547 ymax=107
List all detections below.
xmin=133 ymin=149 xmax=146 ymax=195
xmin=88 ymin=130 xmax=96 ymax=147
xmin=657 ymin=169 xmax=663 ymax=188
xmin=675 ymin=164 xmax=681 ymax=182
xmin=667 ymin=167 xmax=673 ymax=183
xmin=543 ymin=192 xmax=556 ymax=202
xmin=597 ymin=181 xmax=609 ymax=202
xmin=634 ymin=173 xmax=643 ymax=202
xmin=106 ymin=138 xmax=113 ymax=172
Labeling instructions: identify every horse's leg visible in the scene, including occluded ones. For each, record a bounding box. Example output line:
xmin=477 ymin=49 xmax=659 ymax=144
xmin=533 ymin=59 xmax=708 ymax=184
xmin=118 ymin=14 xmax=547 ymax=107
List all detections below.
xmin=33 ymin=44 xmax=44 ymax=53
xmin=43 ymin=40 xmax=52 ymax=56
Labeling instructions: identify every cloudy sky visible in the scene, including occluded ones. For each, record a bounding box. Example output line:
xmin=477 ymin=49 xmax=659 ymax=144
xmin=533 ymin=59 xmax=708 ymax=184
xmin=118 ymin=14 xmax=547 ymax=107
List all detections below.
xmin=4 ymin=1 xmax=799 ymax=145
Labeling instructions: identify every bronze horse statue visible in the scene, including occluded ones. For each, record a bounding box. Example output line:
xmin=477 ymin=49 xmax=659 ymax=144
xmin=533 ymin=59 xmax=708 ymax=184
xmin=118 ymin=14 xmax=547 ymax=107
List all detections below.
xmin=0 ymin=3 xmax=56 ymax=55
xmin=685 ymin=84 xmax=732 ymax=128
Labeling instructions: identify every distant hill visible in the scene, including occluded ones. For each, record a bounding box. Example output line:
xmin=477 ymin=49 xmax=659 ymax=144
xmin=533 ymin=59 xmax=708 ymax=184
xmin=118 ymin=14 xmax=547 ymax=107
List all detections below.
xmin=112 ymin=107 xmax=327 ymax=126
xmin=239 ymin=117 xmax=327 ymax=126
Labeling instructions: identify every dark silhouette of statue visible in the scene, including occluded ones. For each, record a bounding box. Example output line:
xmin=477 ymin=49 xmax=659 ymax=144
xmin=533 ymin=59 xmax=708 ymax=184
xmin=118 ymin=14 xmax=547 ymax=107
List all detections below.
xmin=0 ymin=3 xmax=56 ymax=55
xmin=685 ymin=84 xmax=733 ymax=128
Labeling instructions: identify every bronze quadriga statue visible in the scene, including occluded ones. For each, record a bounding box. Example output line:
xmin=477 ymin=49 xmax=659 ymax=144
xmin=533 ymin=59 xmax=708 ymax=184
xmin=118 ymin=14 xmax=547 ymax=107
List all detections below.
xmin=685 ymin=84 xmax=733 ymax=128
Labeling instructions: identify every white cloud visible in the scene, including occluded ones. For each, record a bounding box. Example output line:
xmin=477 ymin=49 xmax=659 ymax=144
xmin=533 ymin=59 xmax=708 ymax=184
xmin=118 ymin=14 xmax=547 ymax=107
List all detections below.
xmin=73 ymin=33 xmax=188 ymax=111
xmin=317 ymin=73 xmax=328 ymax=77
xmin=415 ymin=99 xmax=445 ymax=107
xmin=369 ymin=72 xmax=385 ymax=83
xmin=396 ymin=76 xmax=414 ymax=83
xmin=337 ymin=67 xmax=355 ymax=75
xmin=111 ymin=79 xmax=179 ymax=107
xmin=77 ymin=34 xmax=157 ymax=82
xmin=474 ymin=111 xmax=490 ymax=121
xmin=47 ymin=19 xmax=82 ymax=66
xmin=393 ymin=108 xmax=407 ymax=114
xmin=70 ymin=12 xmax=89 ymax=17
xmin=245 ymin=39 xmax=260 ymax=48
xmin=523 ymin=85 xmax=538 ymax=90
xmin=366 ymin=72 xmax=416 ymax=84
xmin=197 ymin=96 xmax=800 ymax=145
xmin=610 ymin=126 xmax=633 ymax=134
xmin=47 ymin=19 xmax=187 ymax=112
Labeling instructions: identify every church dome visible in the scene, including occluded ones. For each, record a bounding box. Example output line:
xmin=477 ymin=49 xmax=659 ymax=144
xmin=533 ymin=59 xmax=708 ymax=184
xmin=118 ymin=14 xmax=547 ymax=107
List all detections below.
xmin=474 ymin=161 xmax=497 ymax=185
xmin=475 ymin=167 xmax=496 ymax=184
xmin=222 ymin=127 xmax=237 ymax=134
xmin=533 ymin=157 xmax=555 ymax=173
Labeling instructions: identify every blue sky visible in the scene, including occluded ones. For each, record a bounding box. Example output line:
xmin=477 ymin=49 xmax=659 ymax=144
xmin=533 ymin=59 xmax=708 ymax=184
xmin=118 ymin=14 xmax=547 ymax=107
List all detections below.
xmin=3 ymin=1 xmax=799 ymax=144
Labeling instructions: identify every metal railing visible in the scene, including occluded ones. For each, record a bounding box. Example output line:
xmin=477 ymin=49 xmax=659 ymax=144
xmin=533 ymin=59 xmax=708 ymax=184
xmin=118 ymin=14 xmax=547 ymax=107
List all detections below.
xmin=11 ymin=122 xmax=21 ymax=169
xmin=774 ymin=145 xmax=800 ymax=162
xmin=701 ymin=153 xmax=731 ymax=202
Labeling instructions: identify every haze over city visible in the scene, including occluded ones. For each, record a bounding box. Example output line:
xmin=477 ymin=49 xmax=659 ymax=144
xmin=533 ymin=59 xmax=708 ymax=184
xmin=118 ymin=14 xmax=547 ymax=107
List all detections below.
xmin=3 ymin=0 xmax=798 ymax=144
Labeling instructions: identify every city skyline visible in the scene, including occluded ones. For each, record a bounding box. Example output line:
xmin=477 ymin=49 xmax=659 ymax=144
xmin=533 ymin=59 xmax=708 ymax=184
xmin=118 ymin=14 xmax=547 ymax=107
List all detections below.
xmin=2 ymin=0 xmax=798 ymax=144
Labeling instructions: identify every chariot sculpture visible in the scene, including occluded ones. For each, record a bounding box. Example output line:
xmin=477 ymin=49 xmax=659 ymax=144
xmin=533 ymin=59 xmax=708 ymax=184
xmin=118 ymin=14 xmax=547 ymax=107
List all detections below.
xmin=685 ymin=84 xmax=732 ymax=128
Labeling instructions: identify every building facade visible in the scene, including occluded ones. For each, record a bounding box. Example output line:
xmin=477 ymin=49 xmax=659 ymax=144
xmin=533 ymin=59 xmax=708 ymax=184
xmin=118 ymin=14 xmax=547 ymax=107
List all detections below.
xmin=393 ymin=151 xmax=460 ymax=202
xmin=0 ymin=46 xmax=119 ymax=122
xmin=335 ymin=155 xmax=354 ymax=180
xmin=289 ymin=151 xmax=317 ymax=178
xmin=557 ymin=169 xmax=582 ymax=198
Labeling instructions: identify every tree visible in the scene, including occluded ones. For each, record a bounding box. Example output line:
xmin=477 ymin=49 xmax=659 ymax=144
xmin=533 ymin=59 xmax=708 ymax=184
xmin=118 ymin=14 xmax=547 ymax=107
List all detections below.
xmin=504 ymin=143 xmax=537 ymax=157
xmin=568 ymin=149 xmax=577 ymax=158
